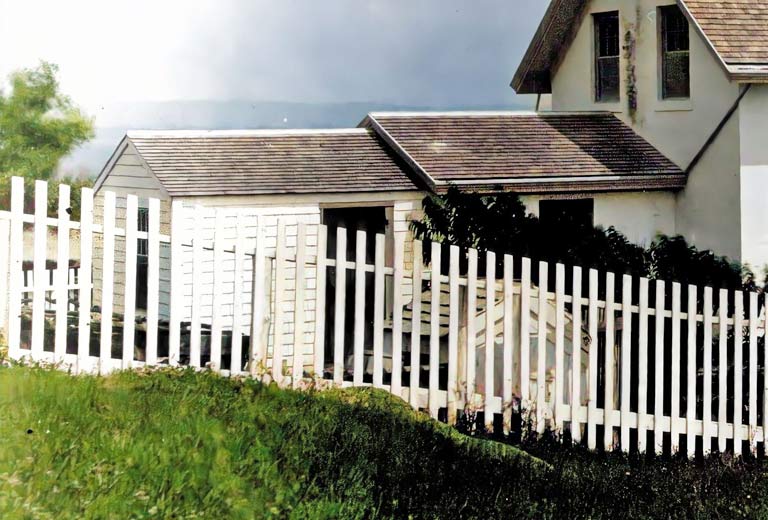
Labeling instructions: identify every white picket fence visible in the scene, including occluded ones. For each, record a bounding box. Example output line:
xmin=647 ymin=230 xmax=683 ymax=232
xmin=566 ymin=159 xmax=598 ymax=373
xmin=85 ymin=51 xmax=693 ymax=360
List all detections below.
xmin=2 ymin=176 xmax=768 ymax=458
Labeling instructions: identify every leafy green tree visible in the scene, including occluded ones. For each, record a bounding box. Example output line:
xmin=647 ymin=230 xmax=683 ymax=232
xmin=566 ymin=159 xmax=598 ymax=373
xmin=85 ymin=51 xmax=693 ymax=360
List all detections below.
xmin=0 ymin=61 xmax=94 ymax=212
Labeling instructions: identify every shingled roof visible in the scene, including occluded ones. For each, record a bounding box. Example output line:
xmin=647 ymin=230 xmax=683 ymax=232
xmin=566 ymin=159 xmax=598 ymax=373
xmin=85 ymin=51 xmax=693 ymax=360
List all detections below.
xmin=513 ymin=0 xmax=768 ymax=94
xmin=98 ymin=129 xmax=421 ymax=197
xmin=362 ymin=112 xmax=685 ymax=193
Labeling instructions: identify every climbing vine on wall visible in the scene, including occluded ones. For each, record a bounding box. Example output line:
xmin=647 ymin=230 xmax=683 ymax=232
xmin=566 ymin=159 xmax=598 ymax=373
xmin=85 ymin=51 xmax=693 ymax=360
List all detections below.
xmin=624 ymin=29 xmax=638 ymax=120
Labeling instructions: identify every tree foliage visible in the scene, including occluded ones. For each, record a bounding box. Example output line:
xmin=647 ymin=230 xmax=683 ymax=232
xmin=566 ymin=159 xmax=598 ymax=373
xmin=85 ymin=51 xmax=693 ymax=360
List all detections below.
xmin=412 ymin=187 xmax=757 ymax=292
xmin=0 ymin=61 xmax=94 ymax=212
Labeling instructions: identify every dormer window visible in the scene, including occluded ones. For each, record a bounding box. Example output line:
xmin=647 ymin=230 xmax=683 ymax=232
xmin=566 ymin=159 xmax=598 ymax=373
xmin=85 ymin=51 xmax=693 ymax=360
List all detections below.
xmin=660 ymin=5 xmax=690 ymax=99
xmin=594 ymin=11 xmax=620 ymax=103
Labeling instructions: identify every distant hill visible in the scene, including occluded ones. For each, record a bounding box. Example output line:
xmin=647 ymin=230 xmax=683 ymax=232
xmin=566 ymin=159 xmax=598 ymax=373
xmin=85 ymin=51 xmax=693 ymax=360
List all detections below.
xmin=59 ymin=99 xmax=534 ymax=177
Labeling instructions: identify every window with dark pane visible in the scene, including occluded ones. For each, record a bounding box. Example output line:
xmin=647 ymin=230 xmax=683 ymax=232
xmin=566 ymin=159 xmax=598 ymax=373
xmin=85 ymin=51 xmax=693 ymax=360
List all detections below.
xmin=660 ymin=5 xmax=690 ymax=99
xmin=137 ymin=207 xmax=149 ymax=309
xmin=539 ymin=199 xmax=594 ymax=231
xmin=594 ymin=11 xmax=620 ymax=103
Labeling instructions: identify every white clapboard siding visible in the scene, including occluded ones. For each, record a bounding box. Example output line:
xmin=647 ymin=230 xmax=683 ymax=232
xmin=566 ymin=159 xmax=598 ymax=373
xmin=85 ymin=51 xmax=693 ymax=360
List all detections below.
xmin=54 ymin=184 xmax=71 ymax=362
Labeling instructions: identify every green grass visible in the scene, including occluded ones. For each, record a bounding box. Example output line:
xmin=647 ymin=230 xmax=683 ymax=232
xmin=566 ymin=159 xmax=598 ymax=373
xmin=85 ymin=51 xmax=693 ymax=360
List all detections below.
xmin=0 ymin=366 xmax=545 ymax=519
xmin=3 ymin=365 xmax=768 ymax=519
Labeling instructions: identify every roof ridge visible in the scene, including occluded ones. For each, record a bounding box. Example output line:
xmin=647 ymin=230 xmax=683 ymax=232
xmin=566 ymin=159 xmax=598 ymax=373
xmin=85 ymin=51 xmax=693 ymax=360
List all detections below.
xmin=126 ymin=128 xmax=370 ymax=139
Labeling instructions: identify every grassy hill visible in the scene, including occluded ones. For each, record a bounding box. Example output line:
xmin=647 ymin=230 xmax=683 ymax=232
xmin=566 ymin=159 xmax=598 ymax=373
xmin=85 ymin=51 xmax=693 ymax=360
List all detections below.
xmin=1 ymin=365 xmax=767 ymax=519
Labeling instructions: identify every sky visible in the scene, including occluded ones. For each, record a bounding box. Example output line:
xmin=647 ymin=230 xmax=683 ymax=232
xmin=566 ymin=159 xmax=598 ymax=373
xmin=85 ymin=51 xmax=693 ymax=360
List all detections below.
xmin=1 ymin=0 xmax=547 ymax=170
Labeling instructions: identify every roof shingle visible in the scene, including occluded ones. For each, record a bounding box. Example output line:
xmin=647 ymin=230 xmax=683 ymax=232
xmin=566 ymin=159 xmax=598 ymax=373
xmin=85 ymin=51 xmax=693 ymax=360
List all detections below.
xmin=126 ymin=129 xmax=420 ymax=196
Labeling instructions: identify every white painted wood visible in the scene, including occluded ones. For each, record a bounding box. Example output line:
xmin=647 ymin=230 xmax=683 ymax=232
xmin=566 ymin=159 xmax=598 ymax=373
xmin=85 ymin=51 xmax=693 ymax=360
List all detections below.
xmin=99 ymin=190 xmax=116 ymax=373
xmin=190 ymin=206 xmax=204 ymax=369
xmin=733 ymin=291 xmax=744 ymax=457
xmin=670 ymin=282 xmax=682 ymax=453
xmin=620 ymin=275 xmax=632 ymax=452
xmin=229 ymin=211 xmax=246 ymax=375
xmin=31 ymin=180 xmax=48 ymax=359
xmin=519 ymin=258 xmax=532 ymax=412
xmin=77 ymin=186 xmax=94 ymax=371
xmin=764 ymin=293 xmax=768 ymax=453
xmin=353 ymin=230 xmax=366 ymax=386
xmin=391 ymin=232 xmax=406 ymax=397
xmin=372 ymin=233 xmax=385 ymax=388
xmin=503 ymin=254 xmax=515 ymax=435
xmin=7 ymin=178 xmax=24 ymax=359
xmin=653 ymin=280 xmax=665 ymax=455
xmin=123 ymin=195 xmax=138 ymax=369
xmin=604 ymin=272 xmax=615 ymax=451
xmin=748 ymin=291 xmax=758 ymax=454
xmin=637 ymin=278 xmax=650 ymax=454
xmin=587 ymin=268 xmax=599 ymax=450
xmin=271 ymin=219 xmax=287 ymax=384
xmin=54 ymin=184 xmax=71 ymax=362
xmin=429 ymin=241 xmax=442 ymax=418
xmin=484 ymin=251 xmax=496 ymax=429
xmin=292 ymin=222 xmax=307 ymax=386
xmin=465 ymin=248 xmax=478 ymax=408
xmin=250 ymin=221 xmax=268 ymax=375
xmin=313 ymin=224 xmax=328 ymax=379
xmin=718 ymin=288 xmax=728 ymax=453
xmin=686 ymin=284 xmax=697 ymax=457
xmin=168 ymin=200 xmax=184 ymax=367
xmin=145 ymin=197 xmax=160 ymax=367
xmin=570 ymin=265 xmax=583 ymax=444
xmin=537 ymin=261 xmax=548 ymax=435
xmin=703 ymin=287 xmax=714 ymax=455
xmin=334 ymin=227 xmax=348 ymax=386
xmin=554 ymin=263 xmax=565 ymax=431
xmin=409 ymin=239 xmax=423 ymax=408
xmin=447 ymin=245 xmax=461 ymax=425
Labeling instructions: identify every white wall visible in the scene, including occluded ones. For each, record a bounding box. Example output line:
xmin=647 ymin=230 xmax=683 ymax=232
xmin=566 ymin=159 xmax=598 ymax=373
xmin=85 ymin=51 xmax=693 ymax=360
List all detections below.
xmin=521 ymin=191 xmax=677 ymax=247
xmin=550 ymin=0 xmax=743 ymax=259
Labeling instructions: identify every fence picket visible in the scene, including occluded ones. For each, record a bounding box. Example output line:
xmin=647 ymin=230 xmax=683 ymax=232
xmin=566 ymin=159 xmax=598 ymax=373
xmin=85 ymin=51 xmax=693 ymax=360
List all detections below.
xmin=653 ymin=280 xmax=666 ymax=455
xmin=429 ymin=242 xmax=442 ymax=418
xmin=8 ymin=178 xmax=23 ymax=359
xmin=250 ymin=221 xmax=268 ymax=375
xmin=447 ymin=245 xmax=460 ymax=425
xmin=373 ymin=233 xmax=385 ymax=389
xmin=620 ymin=275 xmax=632 ymax=452
xmin=520 ymin=258 xmax=532 ymax=415
xmin=292 ymin=222 xmax=307 ymax=386
xmin=409 ymin=239 xmax=423 ymax=408
xmin=313 ymin=225 xmax=328 ymax=379
xmin=571 ymin=266 xmax=583 ymax=444
xmin=587 ymin=269 xmax=598 ymax=450
xmin=77 ymin=186 xmax=93 ymax=372
xmin=190 ymin=206 xmax=204 ymax=369
xmin=718 ymin=288 xmax=728 ymax=453
xmin=466 ymin=248 xmax=478 ymax=409
xmin=334 ymin=227 xmax=348 ymax=386
xmin=353 ymin=230 xmax=366 ymax=386
xmin=503 ymin=255 xmax=515 ymax=435
xmin=31 ymin=180 xmax=48 ymax=359
xmin=703 ymin=287 xmax=714 ymax=455
xmin=484 ymin=251 xmax=496 ymax=428
xmin=391 ymin=231 xmax=405 ymax=396
xmin=123 ymin=195 xmax=138 ymax=369
xmin=670 ymin=282 xmax=682 ymax=453
xmin=604 ymin=272 xmax=615 ymax=451
xmin=271 ymin=220 xmax=287 ymax=384
xmin=638 ymin=278 xmax=650 ymax=453
xmin=686 ymin=284 xmax=697 ymax=457
xmin=168 ymin=200 xmax=184 ymax=367
xmin=230 ymin=211 xmax=246 ymax=375
xmin=764 ymin=293 xmax=768 ymax=452
xmin=749 ymin=292 xmax=758 ymax=454
xmin=209 ymin=210 xmax=226 ymax=372
xmin=99 ymin=190 xmax=116 ymax=373
xmin=554 ymin=264 xmax=565 ymax=432
xmin=54 ymin=184 xmax=71 ymax=363
xmin=733 ymin=291 xmax=744 ymax=456
xmin=145 ymin=197 xmax=160 ymax=367
xmin=537 ymin=261 xmax=548 ymax=435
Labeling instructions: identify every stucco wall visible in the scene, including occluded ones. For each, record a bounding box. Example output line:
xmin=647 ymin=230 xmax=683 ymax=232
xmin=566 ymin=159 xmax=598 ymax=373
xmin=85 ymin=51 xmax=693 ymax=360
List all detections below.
xmin=549 ymin=0 xmax=742 ymax=259
xmin=521 ymin=190 xmax=676 ymax=247
xmin=739 ymin=85 xmax=768 ymax=272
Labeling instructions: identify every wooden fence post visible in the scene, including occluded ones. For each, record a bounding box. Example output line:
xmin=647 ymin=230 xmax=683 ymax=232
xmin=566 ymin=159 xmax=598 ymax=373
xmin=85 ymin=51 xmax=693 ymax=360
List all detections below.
xmin=54 ymin=184 xmax=71 ymax=363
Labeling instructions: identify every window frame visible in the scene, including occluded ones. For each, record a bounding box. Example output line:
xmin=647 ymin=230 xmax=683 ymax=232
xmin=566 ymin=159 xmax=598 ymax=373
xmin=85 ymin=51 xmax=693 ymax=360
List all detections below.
xmin=659 ymin=5 xmax=690 ymax=100
xmin=593 ymin=11 xmax=621 ymax=104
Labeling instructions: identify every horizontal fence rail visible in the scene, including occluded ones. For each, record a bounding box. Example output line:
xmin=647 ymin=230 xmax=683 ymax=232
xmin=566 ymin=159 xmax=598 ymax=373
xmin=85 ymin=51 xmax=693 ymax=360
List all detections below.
xmin=2 ymin=176 xmax=768 ymax=458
